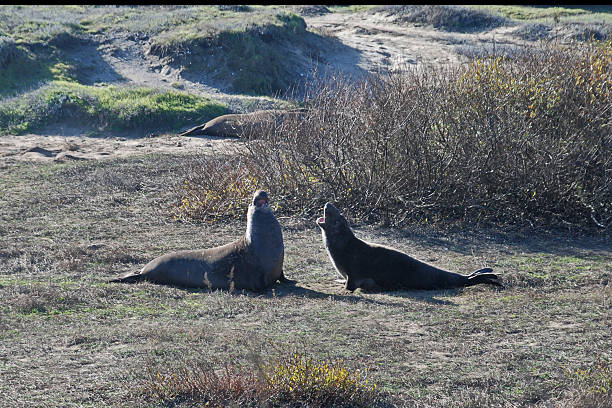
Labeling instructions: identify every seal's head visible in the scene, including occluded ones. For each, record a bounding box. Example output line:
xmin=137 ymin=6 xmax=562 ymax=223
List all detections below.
xmin=317 ymin=202 xmax=354 ymax=248
xmin=251 ymin=190 xmax=271 ymax=211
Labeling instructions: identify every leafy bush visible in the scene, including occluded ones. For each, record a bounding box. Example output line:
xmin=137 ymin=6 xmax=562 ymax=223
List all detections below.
xmin=234 ymin=40 xmax=611 ymax=232
xmin=0 ymin=81 xmax=227 ymax=134
xmin=0 ymin=36 xmax=23 ymax=67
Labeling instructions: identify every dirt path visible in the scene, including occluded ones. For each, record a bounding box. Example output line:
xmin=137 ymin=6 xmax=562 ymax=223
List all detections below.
xmin=0 ymin=133 xmax=238 ymax=165
xmin=305 ymin=10 xmax=527 ymax=72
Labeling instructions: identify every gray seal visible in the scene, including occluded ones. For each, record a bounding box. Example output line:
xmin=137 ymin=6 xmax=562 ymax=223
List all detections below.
xmin=110 ymin=190 xmax=292 ymax=291
xmin=179 ymin=109 xmax=306 ymax=138
xmin=317 ymin=202 xmax=502 ymax=292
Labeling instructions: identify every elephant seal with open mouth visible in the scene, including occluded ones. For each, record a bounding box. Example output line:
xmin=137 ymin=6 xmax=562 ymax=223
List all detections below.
xmin=316 ymin=202 xmax=502 ymax=292
xmin=110 ymin=190 xmax=292 ymax=291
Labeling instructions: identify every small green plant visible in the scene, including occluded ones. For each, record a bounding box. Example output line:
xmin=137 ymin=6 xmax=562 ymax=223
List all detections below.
xmin=565 ymin=358 xmax=612 ymax=407
xmin=566 ymin=358 xmax=612 ymax=395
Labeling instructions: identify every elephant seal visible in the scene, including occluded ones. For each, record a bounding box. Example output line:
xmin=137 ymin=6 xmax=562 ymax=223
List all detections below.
xmin=110 ymin=190 xmax=292 ymax=291
xmin=316 ymin=202 xmax=502 ymax=292
xmin=179 ymin=109 xmax=306 ymax=138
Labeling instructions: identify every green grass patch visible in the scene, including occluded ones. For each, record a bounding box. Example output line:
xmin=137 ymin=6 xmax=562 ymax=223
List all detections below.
xmin=328 ymin=5 xmax=380 ymax=14
xmin=0 ymin=40 xmax=80 ymax=98
xmin=0 ymin=80 xmax=227 ymax=134
xmin=149 ymin=10 xmax=308 ymax=95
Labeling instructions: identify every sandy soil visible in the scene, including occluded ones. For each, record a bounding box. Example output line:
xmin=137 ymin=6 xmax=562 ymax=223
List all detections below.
xmin=1 ymin=9 xmax=533 ymax=165
xmin=306 ymin=10 xmax=527 ymax=71
xmin=0 ymin=133 xmax=238 ymax=165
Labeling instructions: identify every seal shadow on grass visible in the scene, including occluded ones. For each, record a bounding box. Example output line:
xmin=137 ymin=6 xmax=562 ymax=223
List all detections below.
xmin=161 ymin=280 xmax=459 ymax=307
xmin=265 ymin=280 xmax=464 ymax=307
xmin=134 ymin=277 xmax=495 ymax=307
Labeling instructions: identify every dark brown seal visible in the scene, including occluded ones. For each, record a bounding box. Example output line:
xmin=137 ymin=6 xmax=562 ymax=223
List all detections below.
xmin=110 ymin=190 xmax=292 ymax=291
xmin=179 ymin=109 xmax=306 ymax=138
xmin=316 ymin=202 xmax=502 ymax=292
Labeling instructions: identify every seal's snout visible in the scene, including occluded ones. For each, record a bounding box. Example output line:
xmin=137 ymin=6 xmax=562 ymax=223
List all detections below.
xmin=317 ymin=202 xmax=337 ymax=229
xmin=323 ymin=202 xmax=340 ymax=218
xmin=252 ymin=190 xmax=270 ymax=208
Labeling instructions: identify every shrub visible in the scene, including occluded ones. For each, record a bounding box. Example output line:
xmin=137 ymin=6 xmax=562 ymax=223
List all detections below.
xmin=235 ymin=40 xmax=611 ymax=232
xmin=172 ymin=153 xmax=260 ymax=223
xmin=0 ymin=36 xmax=23 ymax=67
xmin=144 ymin=349 xmax=381 ymax=407
xmin=263 ymin=351 xmax=378 ymax=407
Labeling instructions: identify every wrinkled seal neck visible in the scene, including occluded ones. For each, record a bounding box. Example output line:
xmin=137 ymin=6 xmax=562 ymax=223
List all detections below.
xmin=245 ymin=204 xmax=281 ymax=245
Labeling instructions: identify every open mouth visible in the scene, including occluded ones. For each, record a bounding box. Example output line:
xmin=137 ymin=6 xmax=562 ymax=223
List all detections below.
xmin=317 ymin=216 xmax=325 ymax=224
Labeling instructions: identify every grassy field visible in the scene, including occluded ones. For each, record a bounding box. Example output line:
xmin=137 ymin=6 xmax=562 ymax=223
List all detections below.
xmin=1 ymin=4 xmax=611 ymax=407
xmin=0 ymin=154 xmax=609 ymax=407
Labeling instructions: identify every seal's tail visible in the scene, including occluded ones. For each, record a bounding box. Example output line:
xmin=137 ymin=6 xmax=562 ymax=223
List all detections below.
xmin=109 ymin=273 xmax=145 ymax=284
xmin=465 ymin=267 xmax=503 ymax=288
xmin=179 ymin=124 xmax=205 ymax=137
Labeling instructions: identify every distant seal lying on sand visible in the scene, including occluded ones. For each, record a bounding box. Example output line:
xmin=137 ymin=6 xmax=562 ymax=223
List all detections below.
xmin=316 ymin=202 xmax=502 ymax=292
xmin=179 ymin=109 xmax=306 ymax=138
xmin=110 ymin=190 xmax=292 ymax=291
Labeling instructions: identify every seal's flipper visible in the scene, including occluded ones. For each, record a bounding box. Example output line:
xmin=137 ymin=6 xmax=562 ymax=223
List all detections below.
xmin=278 ymin=271 xmax=296 ymax=284
xmin=466 ymin=272 xmax=503 ymax=288
xmin=469 ymin=267 xmax=494 ymax=276
xmin=109 ymin=272 xmax=145 ymax=284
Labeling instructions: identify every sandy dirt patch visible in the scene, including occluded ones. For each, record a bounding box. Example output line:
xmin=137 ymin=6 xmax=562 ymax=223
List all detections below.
xmin=305 ymin=10 xmax=528 ymax=72
xmin=0 ymin=133 xmax=238 ymax=165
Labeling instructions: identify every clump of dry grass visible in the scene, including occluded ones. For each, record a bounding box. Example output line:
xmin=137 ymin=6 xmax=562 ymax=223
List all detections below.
xmin=379 ymin=5 xmax=511 ymax=32
xmin=5 ymin=284 xmax=83 ymax=315
xmin=143 ymin=349 xmax=382 ymax=407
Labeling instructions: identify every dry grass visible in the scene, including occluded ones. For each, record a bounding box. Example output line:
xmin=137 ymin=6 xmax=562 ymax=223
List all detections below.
xmin=0 ymin=152 xmax=610 ymax=407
